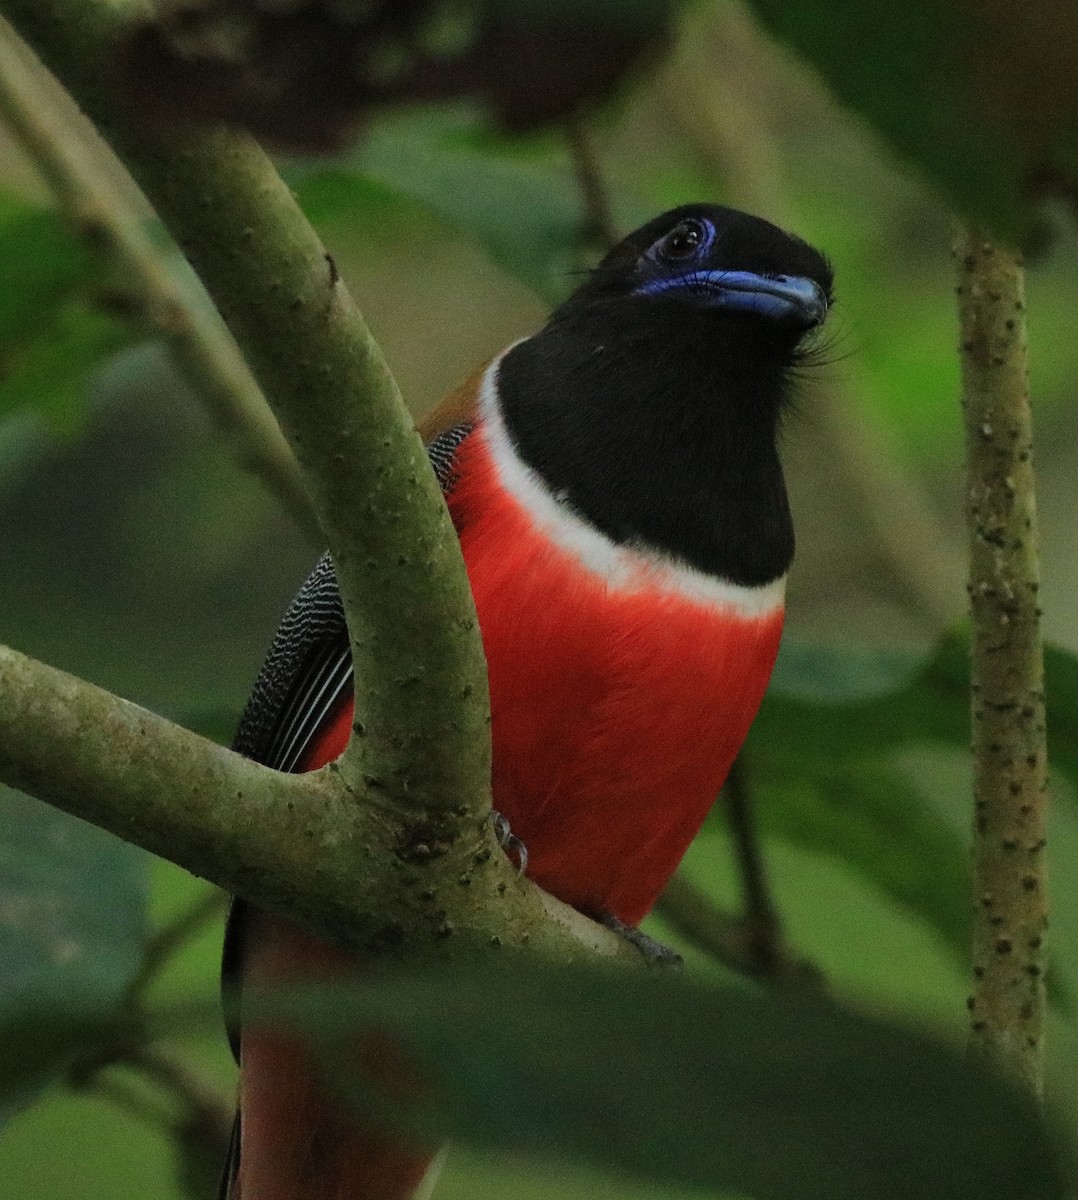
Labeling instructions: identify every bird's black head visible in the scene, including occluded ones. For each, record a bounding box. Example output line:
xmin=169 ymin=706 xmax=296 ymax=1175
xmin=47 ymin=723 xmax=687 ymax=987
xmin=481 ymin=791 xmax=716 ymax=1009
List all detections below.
xmin=556 ymin=203 xmax=832 ymax=342
xmin=495 ymin=204 xmax=833 ymax=587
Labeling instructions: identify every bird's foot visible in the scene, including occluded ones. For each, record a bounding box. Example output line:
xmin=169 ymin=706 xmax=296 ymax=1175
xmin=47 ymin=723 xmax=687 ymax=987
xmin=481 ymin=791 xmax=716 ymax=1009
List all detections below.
xmin=597 ymin=911 xmax=682 ymax=969
xmin=491 ymin=810 xmax=528 ymax=874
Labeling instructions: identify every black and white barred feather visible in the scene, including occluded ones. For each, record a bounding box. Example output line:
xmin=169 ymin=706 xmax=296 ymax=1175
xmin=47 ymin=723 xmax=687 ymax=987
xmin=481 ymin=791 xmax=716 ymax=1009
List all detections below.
xmin=221 ymin=423 xmax=473 ymax=1056
xmin=230 ymin=423 xmax=473 ymax=773
xmin=217 ymin=424 xmax=474 ymax=1200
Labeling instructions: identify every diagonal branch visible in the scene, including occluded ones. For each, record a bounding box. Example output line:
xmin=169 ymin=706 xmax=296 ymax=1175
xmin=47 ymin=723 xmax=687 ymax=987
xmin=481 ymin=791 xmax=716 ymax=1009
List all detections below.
xmin=0 ymin=0 xmax=489 ymax=811
xmin=564 ymin=117 xmax=619 ymax=250
xmin=0 ymin=1 xmax=639 ymax=969
xmin=0 ymin=16 xmax=318 ymax=541
xmin=0 ymin=640 xmax=635 ymax=963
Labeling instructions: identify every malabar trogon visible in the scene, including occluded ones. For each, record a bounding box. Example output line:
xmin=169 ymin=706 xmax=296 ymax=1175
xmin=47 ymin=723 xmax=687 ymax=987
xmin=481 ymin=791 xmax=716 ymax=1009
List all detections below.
xmin=220 ymin=204 xmax=833 ymax=1200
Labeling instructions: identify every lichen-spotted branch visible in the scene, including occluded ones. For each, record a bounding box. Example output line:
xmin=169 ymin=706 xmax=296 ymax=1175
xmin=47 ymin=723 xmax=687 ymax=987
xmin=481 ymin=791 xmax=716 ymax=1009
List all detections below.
xmin=953 ymin=226 xmax=1047 ymax=1097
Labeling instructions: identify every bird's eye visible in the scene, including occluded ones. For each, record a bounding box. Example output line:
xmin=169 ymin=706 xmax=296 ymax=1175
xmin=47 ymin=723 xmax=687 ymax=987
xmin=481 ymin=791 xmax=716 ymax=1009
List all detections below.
xmin=657 ymin=218 xmax=712 ymax=263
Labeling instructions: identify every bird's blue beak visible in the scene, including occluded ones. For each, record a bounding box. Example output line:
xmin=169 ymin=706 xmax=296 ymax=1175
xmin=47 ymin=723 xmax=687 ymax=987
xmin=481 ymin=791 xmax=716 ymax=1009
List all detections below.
xmin=636 ymin=270 xmax=828 ymax=329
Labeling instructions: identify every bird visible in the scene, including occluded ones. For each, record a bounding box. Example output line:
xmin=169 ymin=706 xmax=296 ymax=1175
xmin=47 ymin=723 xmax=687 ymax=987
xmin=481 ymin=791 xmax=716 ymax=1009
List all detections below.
xmin=219 ymin=203 xmax=833 ymax=1200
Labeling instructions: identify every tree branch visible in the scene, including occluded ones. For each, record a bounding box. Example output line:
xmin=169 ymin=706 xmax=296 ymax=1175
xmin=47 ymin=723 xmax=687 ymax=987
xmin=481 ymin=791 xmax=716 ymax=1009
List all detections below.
xmin=0 ymin=0 xmax=489 ymax=812
xmin=123 ymin=1043 xmax=235 ymax=1132
xmin=954 ymin=226 xmax=1047 ymax=1096
xmin=0 ymin=16 xmax=319 ymax=541
xmin=0 ymin=0 xmax=643 ymax=968
xmin=564 ymin=118 xmax=619 ymax=250
xmin=720 ymin=759 xmax=782 ymax=966
xmin=0 ymin=640 xmax=636 ymax=963
xmin=657 ymin=872 xmax=820 ymax=987
xmin=125 ymin=889 xmax=229 ymax=1006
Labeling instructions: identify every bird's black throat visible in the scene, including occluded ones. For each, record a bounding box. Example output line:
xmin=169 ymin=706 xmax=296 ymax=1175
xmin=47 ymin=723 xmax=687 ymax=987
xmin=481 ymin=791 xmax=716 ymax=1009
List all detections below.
xmin=495 ymin=297 xmax=798 ymax=588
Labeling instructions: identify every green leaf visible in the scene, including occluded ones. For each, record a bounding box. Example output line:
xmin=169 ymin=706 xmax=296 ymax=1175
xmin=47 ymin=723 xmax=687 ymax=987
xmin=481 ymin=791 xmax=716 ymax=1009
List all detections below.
xmin=287 ymin=169 xmax=405 ymax=231
xmin=752 ymin=633 xmax=970 ymax=964
xmin=292 ymin=113 xmax=660 ymax=303
xmin=0 ymin=788 xmax=148 ymax=1123
xmin=0 ymin=1006 xmax=124 ymax=1124
xmin=750 ymin=631 xmax=1078 ymax=993
xmin=238 ymin=959 xmax=1065 ymax=1200
xmin=0 ymin=197 xmax=134 ymax=426
xmin=295 ymin=115 xmax=588 ymax=304
xmin=752 ymin=757 xmax=972 ymax=965
xmin=771 ymin=637 xmax=925 ymax=704
xmin=355 ymin=124 xmax=585 ymax=305
xmin=0 ymin=203 xmax=94 ymax=344
xmin=0 ymin=302 xmax=131 ymax=428
xmin=742 ymin=0 xmax=1078 ymax=240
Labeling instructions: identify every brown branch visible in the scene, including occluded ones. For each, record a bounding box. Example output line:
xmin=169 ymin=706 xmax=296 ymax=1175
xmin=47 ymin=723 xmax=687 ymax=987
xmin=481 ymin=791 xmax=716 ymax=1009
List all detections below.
xmin=124 ymin=1043 xmax=235 ymax=1132
xmin=656 ymin=872 xmax=820 ymax=987
xmin=565 ymin=117 xmax=619 ymax=251
xmin=71 ymin=1038 xmax=234 ymax=1168
xmin=71 ymin=1071 xmax=174 ymax=1128
xmin=125 ymin=888 xmax=229 ymax=1005
xmin=721 ymin=758 xmax=782 ymax=965
xmin=954 ymin=226 xmax=1048 ymax=1096
xmin=0 ymin=0 xmax=655 ymax=992
xmin=1 ymin=0 xmax=493 ymax=818
xmin=0 ymin=641 xmax=639 ymax=965
xmin=655 ymin=762 xmax=820 ymax=986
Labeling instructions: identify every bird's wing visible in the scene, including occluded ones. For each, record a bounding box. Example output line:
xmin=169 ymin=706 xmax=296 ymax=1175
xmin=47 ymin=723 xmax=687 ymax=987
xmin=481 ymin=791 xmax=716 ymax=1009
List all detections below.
xmin=221 ymin=420 xmax=475 ymax=1051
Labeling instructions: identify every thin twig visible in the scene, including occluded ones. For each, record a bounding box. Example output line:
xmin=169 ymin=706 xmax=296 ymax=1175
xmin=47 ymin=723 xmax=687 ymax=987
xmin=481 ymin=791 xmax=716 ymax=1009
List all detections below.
xmin=954 ymin=225 xmax=1047 ymax=1097
xmin=71 ymin=1071 xmax=175 ymax=1129
xmin=70 ymin=1038 xmax=234 ymax=1147
xmin=0 ymin=18 xmax=320 ymax=542
xmin=656 ymin=871 xmax=820 ymax=987
xmin=125 ymin=1043 xmax=235 ymax=1131
xmin=721 ymin=757 xmax=782 ymax=968
xmin=564 ymin=118 xmax=619 ymax=251
xmin=125 ymin=888 xmax=229 ymax=1005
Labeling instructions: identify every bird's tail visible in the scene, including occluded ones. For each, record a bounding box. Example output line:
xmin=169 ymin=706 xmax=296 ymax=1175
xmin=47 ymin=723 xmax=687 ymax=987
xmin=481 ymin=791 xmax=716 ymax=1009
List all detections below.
xmin=217 ymin=1113 xmax=240 ymax=1200
xmin=220 ymin=914 xmax=437 ymax=1200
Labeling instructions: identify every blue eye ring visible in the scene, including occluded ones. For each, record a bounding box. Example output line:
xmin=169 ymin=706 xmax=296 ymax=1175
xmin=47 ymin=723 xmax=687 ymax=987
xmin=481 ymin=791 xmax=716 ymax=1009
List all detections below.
xmin=652 ymin=217 xmax=715 ymax=265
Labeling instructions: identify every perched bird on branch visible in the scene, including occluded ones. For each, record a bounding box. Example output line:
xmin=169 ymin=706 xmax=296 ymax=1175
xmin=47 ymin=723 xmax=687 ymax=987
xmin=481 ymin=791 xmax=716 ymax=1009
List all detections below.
xmin=220 ymin=204 xmax=832 ymax=1200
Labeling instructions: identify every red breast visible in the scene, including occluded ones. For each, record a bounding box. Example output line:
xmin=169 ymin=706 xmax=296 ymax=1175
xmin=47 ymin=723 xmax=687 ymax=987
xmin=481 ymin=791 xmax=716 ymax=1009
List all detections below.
xmin=309 ymin=359 xmax=784 ymax=924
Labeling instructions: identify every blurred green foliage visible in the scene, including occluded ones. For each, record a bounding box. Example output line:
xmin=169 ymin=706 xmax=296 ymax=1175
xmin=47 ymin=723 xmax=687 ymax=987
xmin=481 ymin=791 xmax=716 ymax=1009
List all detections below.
xmin=745 ymin=0 xmax=1078 ymax=242
xmin=0 ymin=198 xmax=135 ymax=428
xmin=0 ymin=788 xmax=146 ymax=1124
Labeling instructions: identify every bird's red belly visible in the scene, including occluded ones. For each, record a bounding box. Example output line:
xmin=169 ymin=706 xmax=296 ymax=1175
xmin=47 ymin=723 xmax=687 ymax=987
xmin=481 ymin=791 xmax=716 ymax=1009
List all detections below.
xmin=235 ymin=425 xmax=784 ymax=1197
xmin=309 ymin=427 xmax=783 ymax=925
xmin=451 ymin=428 xmax=784 ymax=924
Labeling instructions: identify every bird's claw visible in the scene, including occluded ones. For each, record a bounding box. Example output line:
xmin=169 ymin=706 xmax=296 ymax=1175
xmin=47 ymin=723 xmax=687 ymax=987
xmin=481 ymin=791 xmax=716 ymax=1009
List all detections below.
xmin=491 ymin=810 xmax=528 ymax=874
xmin=597 ymin=910 xmax=682 ymax=969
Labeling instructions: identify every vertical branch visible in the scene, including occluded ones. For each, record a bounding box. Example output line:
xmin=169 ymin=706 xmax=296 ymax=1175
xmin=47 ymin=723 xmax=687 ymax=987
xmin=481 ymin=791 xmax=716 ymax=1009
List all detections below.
xmin=721 ymin=757 xmax=782 ymax=967
xmin=953 ymin=227 xmax=1047 ymax=1096
xmin=564 ymin=118 xmax=619 ymax=250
